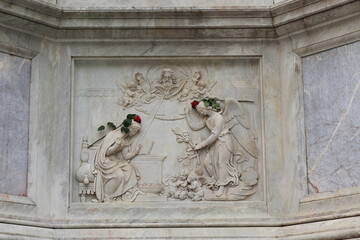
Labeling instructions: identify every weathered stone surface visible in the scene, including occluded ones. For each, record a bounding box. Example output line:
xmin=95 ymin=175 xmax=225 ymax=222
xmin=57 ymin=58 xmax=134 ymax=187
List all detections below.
xmin=303 ymin=41 xmax=360 ymax=194
xmin=0 ymin=0 xmax=360 ymax=239
xmin=0 ymin=51 xmax=31 ymax=196
xmin=58 ymin=0 xmax=274 ymax=8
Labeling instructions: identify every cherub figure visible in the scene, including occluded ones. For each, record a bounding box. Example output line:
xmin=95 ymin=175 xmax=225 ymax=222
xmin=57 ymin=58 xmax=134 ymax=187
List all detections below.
xmin=118 ymin=82 xmax=138 ymax=108
xmin=135 ymin=72 xmax=151 ymax=94
xmin=174 ymin=171 xmax=189 ymax=200
xmin=178 ymin=71 xmax=202 ymax=101
xmin=134 ymin=72 xmax=155 ymax=103
xmin=187 ymin=174 xmax=204 ymax=201
xmin=192 ymin=80 xmax=208 ymax=99
xmin=163 ymin=174 xmax=179 ymax=198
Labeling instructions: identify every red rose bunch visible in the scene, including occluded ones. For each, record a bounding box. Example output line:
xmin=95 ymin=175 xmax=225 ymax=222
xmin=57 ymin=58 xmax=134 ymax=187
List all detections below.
xmin=121 ymin=114 xmax=141 ymax=133
xmin=133 ymin=115 xmax=141 ymax=123
xmin=191 ymin=100 xmax=199 ymax=109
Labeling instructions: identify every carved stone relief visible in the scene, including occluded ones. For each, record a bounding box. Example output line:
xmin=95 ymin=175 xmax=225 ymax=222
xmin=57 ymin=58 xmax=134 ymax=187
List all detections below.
xmin=73 ymin=59 xmax=262 ymax=203
xmin=163 ymin=98 xmax=259 ymax=201
xmin=117 ymin=65 xmax=216 ymax=112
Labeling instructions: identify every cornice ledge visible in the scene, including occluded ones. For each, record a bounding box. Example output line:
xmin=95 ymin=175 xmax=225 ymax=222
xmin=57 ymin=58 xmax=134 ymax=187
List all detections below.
xmin=271 ymin=0 xmax=359 ymax=26
xmin=0 ymin=0 xmax=358 ymax=39
xmin=1 ymin=0 xmax=356 ymax=21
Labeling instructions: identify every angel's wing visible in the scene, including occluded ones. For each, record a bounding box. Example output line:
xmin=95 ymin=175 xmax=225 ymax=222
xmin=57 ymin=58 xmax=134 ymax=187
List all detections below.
xmin=222 ymin=98 xmax=258 ymax=159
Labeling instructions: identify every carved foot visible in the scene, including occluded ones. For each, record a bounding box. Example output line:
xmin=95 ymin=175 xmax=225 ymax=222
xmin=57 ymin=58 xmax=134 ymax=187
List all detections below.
xmin=216 ymin=186 xmax=225 ymax=197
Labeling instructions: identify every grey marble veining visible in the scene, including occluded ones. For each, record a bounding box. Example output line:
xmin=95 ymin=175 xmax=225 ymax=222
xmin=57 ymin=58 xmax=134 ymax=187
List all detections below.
xmin=303 ymin=41 xmax=360 ymax=194
xmin=0 ymin=51 xmax=31 ymax=196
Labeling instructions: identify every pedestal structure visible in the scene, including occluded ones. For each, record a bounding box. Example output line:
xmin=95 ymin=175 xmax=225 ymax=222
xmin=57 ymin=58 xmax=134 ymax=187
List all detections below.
xmin=1 ymin=0 xmax=360 ymax=239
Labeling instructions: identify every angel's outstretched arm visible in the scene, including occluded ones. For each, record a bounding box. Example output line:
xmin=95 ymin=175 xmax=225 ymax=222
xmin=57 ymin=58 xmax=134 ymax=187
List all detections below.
xmin=195 ymin=114 xmax=223 ymax=150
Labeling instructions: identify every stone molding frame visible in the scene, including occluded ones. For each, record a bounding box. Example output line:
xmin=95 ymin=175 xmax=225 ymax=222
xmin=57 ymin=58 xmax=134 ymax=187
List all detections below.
xmin=0 ymin=41 xmax=39 ymax=206
xmin=69 ymin=56 xmax=266 ymax=207
xmin=293 ymin=32 xmax=360 ymax=217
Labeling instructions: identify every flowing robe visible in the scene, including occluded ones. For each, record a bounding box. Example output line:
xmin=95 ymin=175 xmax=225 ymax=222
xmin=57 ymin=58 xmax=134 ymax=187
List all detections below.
xmin=203 ymin=114 xmax=239 ymax=188
xmin=93 ymin=128 xmax=141 ymax=202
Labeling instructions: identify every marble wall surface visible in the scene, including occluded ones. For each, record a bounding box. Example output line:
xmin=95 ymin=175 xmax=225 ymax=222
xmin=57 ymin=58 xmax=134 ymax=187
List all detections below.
xmin=303 ymin=41 xmax=360 ymax=194
xmin=0 ymin=51 xmax=31 ymax=196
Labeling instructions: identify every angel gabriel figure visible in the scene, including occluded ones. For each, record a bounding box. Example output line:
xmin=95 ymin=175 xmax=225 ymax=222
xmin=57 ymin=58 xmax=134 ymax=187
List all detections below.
xmin=185 ymin=98 xmax=258 ymax=198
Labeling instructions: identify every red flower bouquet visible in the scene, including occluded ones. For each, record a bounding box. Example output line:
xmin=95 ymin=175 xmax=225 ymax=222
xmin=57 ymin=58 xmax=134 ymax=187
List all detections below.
xmin=133 ymin=115 xmax=141 ymax=123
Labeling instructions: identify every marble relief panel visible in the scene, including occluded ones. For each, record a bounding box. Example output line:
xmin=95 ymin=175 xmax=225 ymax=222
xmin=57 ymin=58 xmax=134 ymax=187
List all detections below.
xmin=0 ymin=51 xmax=31 ymax=196
xmin=303 ymin=41 xmax=360 ymax=194
xmin=72 ymin=57 xmax=263 ymax=203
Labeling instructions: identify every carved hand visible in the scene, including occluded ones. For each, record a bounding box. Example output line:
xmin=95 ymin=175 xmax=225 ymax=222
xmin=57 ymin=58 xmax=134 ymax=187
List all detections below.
xmin=115 ymin=137 xmax=122 ymax=145
xmin=193 ymin=143 xmax=203 ymax=150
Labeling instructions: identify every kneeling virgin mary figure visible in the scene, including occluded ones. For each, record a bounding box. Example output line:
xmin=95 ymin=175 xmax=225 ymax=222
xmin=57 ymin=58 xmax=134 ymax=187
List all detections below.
xmin=93 ymin=114 xmax=143 ymax=202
